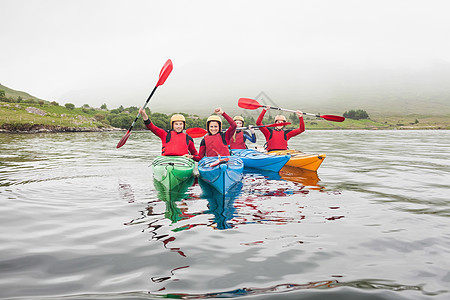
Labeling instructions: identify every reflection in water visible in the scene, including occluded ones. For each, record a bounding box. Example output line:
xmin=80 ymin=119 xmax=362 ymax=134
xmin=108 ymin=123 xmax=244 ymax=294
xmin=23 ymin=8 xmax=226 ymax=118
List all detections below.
xmin=279 ymin=165 xmax=322 ymax=189
xmin=118 ymin=183 xmax=136 ymax=203
xmin=150 ymin=278 xmax=424 ymax=299
xmin=154 ymin=177 xmax=195 ymax=223
xmin=151 ymin=265 xmax=190 ymax=283
xmin=199 ymin=179 xmax=243 ymax=230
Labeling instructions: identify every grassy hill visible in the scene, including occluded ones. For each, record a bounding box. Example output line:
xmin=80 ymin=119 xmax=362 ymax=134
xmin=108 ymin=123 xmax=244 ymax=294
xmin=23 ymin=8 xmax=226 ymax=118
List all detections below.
xmin=0 ymin=101 xmax=113 ymax=132
xmin=0 ymin=83 xmax=45 ymax=103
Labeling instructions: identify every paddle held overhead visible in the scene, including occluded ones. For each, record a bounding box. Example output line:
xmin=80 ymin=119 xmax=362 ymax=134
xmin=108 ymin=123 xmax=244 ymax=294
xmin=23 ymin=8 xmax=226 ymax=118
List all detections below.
xmin=238 ymin=98 xmax=345 ymax=122
xmin=186 ymin=122 xmax=292 ymax=138
xmin=116 ymin=59 xmax=174 ymax=148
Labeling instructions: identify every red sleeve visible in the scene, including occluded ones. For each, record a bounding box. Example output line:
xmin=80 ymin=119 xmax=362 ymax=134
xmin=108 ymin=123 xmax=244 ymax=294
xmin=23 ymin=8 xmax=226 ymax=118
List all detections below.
xmin=256 ymin=109 xmax=270 ymax=140
xmin=188 ymin=140 xmax=198 ymax=156
xmin=286 ymin=116 xmax=305 ymax=140
xmin=193 ymin=140 xmax=206 ymax=161
xmin=222 ymin=112 xmax=237 ymax=144
xmin=145 ymin=120 xmax=167 ymax=140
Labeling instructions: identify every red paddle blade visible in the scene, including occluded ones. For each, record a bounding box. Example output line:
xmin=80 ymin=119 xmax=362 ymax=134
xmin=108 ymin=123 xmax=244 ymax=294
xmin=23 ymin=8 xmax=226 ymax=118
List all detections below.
xmin=210 ymin=157 xmax=230 ymax=167
xmin=156 ymin=59 xmax=173 ymax=86
xmin=186 ymin=127 xmax=207 ymax=138
xmin=265 ymin=122 xmax=291 ymax=127
xmin=116 ymin=131 xmax=131 ymax=148
xmin=238 ymin=98 xmax=263 ymax=110
xmin=320 ymin=115 xmax=345 ymax=122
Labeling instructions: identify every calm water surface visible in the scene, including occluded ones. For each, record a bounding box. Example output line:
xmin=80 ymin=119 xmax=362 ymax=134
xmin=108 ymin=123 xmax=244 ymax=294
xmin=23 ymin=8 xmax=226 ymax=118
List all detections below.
xmin=0 ymin=130 xmax=449 ymax=300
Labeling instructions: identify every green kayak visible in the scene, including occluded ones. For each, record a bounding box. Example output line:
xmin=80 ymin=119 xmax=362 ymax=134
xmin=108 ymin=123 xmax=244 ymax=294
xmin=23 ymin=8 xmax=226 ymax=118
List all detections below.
xmin=152 ymin=156 xmax=195 ymax=191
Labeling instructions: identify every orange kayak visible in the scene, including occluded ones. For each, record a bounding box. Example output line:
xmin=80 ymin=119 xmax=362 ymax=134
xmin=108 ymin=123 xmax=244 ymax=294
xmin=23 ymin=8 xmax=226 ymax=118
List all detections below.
xmin=268 ymin=150 xmax=326 ymax=171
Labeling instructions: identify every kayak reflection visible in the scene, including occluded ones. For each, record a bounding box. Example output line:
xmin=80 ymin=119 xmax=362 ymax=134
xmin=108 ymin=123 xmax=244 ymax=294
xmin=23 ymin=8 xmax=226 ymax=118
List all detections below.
xmin=153 ymin=176 xmax=195 ymax=223
xmin=279 ymin=165 xmax=323 ymax=189
xmin=199 ymin=178 xmax=243 ymax=230
xmin=243 ymin=168 xmax=282 ymax=181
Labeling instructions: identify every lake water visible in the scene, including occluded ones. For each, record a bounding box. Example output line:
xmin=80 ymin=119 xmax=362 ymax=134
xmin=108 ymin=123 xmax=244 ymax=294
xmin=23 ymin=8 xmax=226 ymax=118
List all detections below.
xmin=0 ymin=130 xmax=449 ymax=300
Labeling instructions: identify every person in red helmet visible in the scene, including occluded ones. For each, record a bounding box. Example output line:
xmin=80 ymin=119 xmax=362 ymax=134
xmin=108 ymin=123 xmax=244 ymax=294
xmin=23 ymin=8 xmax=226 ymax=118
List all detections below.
xmin=139 ymin=108 xmax=198 ymax=158
xmin=229 ymin=115 xmax=256 ymax=149
xmin=256 ymin=106 xmax=305 ymax=151
xmin=196 ymin=107 xmax=237 ymax=160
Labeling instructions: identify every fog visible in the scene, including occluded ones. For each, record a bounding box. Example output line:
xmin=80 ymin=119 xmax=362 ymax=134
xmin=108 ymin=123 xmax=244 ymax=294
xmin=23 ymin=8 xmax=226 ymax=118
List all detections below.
xmin=1 ymin=0 xmax=450 ymax=115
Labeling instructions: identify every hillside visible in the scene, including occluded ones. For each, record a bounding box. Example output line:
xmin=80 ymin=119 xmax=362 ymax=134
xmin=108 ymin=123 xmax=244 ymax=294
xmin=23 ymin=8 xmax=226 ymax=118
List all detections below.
xmin=0 ymin=83 xmax=44 ymax=103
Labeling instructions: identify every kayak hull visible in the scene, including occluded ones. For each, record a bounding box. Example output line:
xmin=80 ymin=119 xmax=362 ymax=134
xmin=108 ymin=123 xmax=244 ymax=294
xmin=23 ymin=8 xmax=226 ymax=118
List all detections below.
xmin=198 ymin=156 xmax=244 ymax=194
xmin=231 ymin=149 xmax=290 ymax=172
xmin=152 ymin=156 xmax=195 ymax=191
xmin=268 ymin=150 xmax=326 ymax=171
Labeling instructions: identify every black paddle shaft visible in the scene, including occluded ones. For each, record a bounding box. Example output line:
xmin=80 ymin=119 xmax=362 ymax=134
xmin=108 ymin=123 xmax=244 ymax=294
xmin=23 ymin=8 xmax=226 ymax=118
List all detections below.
xmin=127 ymin=85 xmax=158 ymax=132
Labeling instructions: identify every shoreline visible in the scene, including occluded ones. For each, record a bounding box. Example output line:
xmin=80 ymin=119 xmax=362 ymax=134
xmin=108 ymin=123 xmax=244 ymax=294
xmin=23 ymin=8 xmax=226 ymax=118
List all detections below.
xmin=0 ymin=124 xmax=123 ymax=134
xmin=1 ymin=126 xmax=448 ymax=134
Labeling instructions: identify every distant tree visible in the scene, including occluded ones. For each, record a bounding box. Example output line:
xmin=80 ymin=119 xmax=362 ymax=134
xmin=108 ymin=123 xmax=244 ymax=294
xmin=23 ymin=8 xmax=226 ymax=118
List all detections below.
xmin=289 ymin=113 xmax=299 ymax=125
xmin=38 ymin=100 xmax=45 ymax=106
xmin=17 ymin=96 xmax=23 ymax=103
xmin=152 ymin=119 xmax=169 ymax=129
xmin=65 ymin=103 xmax=75 ymax=110
xmin=100 ymin=103 xmax=107 ymax=110
xmin=343 ymin=109 xmax=369 ymax=120
xmin=50 ymin=101 xmax=59 ymax=106
xmin=82 ymin=104 xmax=90 ymax=108
xmin=94 ymin=114 xmax=105 ymax=121
xmin=0 ymin=90 xmax=5 ymax=97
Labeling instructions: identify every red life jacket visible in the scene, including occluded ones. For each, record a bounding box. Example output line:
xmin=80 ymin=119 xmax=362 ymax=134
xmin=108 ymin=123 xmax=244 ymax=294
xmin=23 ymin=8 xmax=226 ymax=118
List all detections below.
xmin=266 ymin=129 xmax=288 ymax=151
xmin=162 ymin=131 xmax=191 ymax=156
xmin=229 ymin=131 xmax=247 ymax=149
xmin=203 ymin=133 xmax=230 ymax=157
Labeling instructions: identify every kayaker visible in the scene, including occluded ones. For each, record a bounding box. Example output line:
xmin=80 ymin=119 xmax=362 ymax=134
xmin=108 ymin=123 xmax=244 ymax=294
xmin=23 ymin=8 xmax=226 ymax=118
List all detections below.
xmin=196 ymin=107 xmax=237 ymax=160
xmin=229 ymin=116 xmax=256 ymax=149
xmin=139 ymin=108 xmax=198 ymax=159
xmin=256 ymin=105 xmax=305 ymax=151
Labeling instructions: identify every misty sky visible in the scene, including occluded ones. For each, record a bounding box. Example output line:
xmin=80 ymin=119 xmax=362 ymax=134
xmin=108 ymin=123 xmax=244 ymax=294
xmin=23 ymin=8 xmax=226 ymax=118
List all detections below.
xmin=2 ymin=0 xmax=450 ymax=113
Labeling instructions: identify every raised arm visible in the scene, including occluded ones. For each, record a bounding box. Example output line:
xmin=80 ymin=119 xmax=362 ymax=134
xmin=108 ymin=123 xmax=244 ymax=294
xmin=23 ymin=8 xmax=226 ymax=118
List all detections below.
xmin=256 ymin=107 xmax=270 ymax=140
xmin=212 ymin=107 xmax=236 ymax=144
xmin=140 ymin=107 xmax=167 ymax=139
xmin=286 ymin=111 xmax=305 ymax=139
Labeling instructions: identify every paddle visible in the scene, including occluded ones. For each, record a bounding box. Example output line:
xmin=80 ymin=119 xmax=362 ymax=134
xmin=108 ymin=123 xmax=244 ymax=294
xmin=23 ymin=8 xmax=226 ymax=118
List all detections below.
xmin=236 ymin=122 xmax=291 ymax=130
xmin=185 ymin=122 xmax=292 ymax=138
xmin=186 ymin=127 xmax=208 ymax=138
xmin=209 ymin=157 xmax=230 ymax=167
xmin=238 ymin=98 xmax=346 ymax=122
xmin=116 ymin=59 xmax=174 ymax=148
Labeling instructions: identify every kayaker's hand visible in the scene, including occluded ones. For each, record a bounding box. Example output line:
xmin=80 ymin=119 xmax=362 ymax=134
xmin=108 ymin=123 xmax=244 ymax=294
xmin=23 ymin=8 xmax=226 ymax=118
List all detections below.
xmin=139 ymin=107 xmax=149 ymax=121
xmin=248 ymin=125 xmax=255 ymax=133
xmin=183 ymin=154 xmax=193 ymax=159
xmin=214 ymin=107 xmax=224 ymax=115
xmin=263 ymin=105 xmax=271 ymax=111
xmin=296 ymin=110 xmax=303 ymax=118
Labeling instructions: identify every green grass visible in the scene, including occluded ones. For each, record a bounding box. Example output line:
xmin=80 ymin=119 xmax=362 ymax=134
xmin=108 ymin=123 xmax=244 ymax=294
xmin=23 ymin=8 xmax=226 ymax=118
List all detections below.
xmin=0 ymin=102 xmax=109 ymax=129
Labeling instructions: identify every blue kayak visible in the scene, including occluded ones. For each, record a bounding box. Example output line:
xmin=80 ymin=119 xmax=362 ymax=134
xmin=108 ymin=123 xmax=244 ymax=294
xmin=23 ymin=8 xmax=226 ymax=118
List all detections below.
xmin=231 ymin=149 xmax=290 ymax=172
xmin=198 ymin=156 xmax=244 ymax=194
